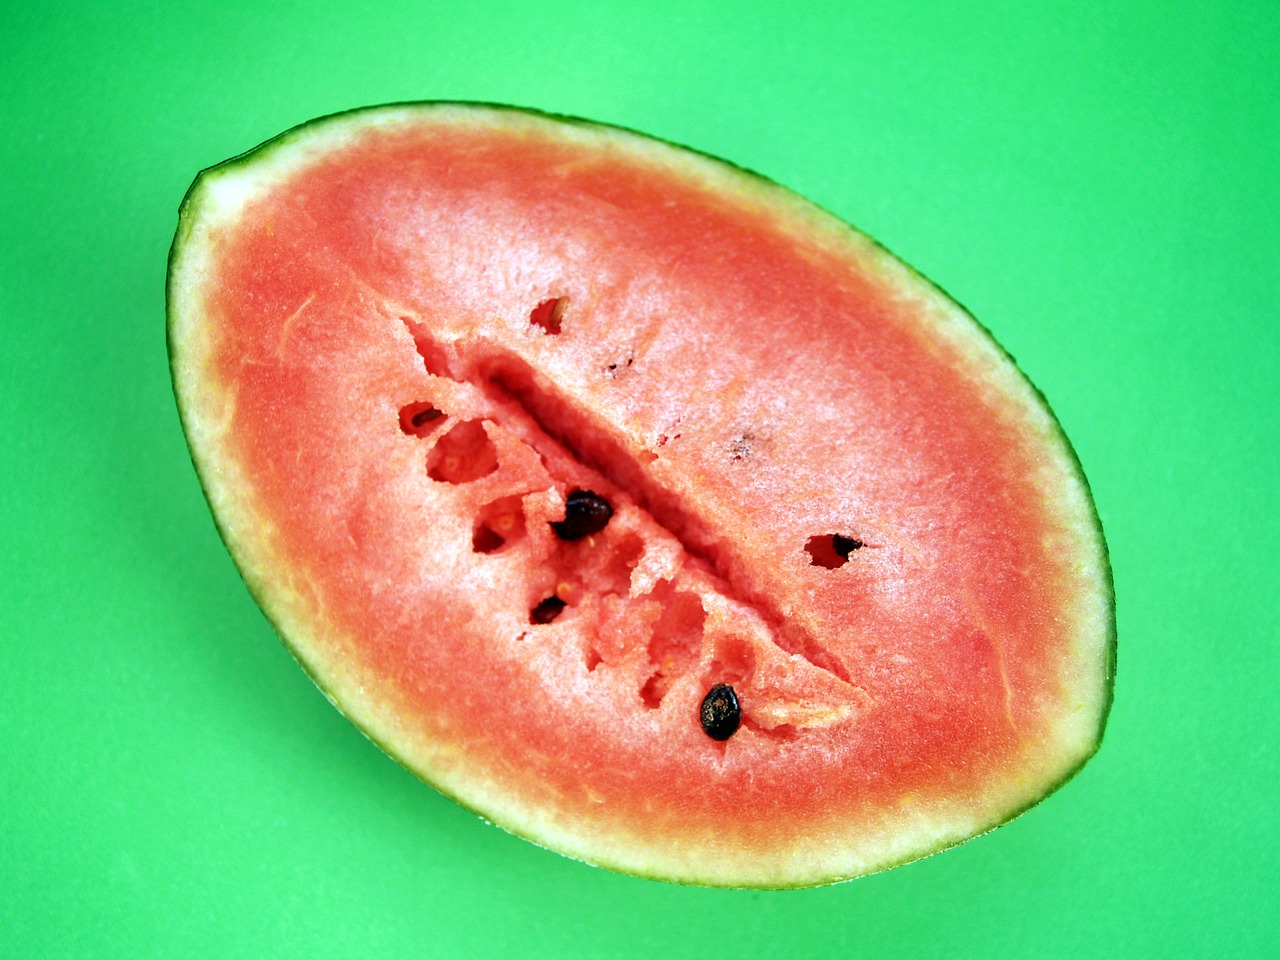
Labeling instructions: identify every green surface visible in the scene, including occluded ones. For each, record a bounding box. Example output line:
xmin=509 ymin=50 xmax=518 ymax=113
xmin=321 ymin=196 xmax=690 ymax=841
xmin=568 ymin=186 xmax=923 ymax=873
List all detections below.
xmin=1 ymin=1 xmax=1274 ymax=956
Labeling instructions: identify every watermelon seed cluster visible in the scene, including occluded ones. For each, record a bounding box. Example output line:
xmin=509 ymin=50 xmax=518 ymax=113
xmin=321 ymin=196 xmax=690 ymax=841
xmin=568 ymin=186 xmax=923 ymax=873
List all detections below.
xmin=396 ymin=313 xmax=857 ymax=746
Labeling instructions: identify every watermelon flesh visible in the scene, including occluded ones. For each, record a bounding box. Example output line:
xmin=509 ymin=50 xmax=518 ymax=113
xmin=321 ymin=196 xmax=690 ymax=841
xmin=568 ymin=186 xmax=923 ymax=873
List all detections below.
xmin=168 ymin=104 xmax=1114 ymax=887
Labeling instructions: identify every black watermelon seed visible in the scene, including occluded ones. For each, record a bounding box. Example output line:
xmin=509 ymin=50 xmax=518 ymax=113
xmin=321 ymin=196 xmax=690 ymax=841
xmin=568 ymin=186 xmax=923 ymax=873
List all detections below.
xmin=550 ymin=489 xmax=614 ymax=541
xmin=530 ymin=595 xmax=567 ymax=625
xmin=700 ymin=683 xmax=741 ymax=741
xmin=832 ymin=534 xmax=863 ymax=559
xmin=411 ymin=407 xmax=443 ymax=428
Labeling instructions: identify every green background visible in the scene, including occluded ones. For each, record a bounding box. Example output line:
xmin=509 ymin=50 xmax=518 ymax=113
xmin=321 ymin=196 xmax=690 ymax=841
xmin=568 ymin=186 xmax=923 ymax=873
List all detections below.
xmin=3 ymin=1 xmax=1275 ymax=956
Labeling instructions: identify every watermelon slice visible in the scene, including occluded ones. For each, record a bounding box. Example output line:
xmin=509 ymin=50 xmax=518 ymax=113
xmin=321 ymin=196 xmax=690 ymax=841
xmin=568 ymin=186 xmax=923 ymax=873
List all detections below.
xmin=167 ymin=103 xmax=1114 ymax=888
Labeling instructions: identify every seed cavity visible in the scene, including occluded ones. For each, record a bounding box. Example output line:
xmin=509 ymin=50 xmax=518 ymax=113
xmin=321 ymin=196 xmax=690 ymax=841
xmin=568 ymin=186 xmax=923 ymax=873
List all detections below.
xmin=398 ymin=402 xmax=445 ymax=437
xmin=638 ymin=587 xmax=707 ymax=708
xmin=707 ymin=636 xmax=755 ymax=687
xmin=529 ymin=296 xmax=568 ymax=335
xmin=530 ymin=595 xmax=568 ymax=624
xmin=426 ymin=420 xmax=500 ymax=483
xmin=550 ymin=489 xmax=614 ymax=541
xmin=471 ymin=495 xmax=526 ymax=554
xmin=700 ymin=684 xmax=741 ymax=741
xmin=471 ymin=525 xmax=504 ymax=553
xmin=805 ymin=533 xmax=863 ymax=569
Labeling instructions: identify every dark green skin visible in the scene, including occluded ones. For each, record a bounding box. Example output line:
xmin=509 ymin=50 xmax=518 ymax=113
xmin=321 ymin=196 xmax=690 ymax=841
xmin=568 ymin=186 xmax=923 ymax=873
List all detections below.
xmin=167 ymin=101 xmax=1115 ymax=888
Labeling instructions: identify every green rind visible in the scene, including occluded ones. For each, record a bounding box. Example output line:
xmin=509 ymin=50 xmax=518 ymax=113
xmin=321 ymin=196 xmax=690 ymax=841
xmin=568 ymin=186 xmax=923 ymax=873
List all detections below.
xmin=167 ymin=101 xmax=1115 ymax=889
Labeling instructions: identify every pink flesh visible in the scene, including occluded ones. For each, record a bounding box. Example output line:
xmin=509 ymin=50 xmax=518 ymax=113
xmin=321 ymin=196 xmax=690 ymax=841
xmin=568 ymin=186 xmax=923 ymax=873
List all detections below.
xmin=199 ymin=119 xmax=1091 ymax=855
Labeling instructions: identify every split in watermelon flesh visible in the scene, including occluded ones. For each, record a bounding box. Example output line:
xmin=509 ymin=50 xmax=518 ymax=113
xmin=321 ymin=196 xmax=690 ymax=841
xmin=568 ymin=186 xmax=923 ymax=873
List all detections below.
xmin=167 ymin=103 xmax=1114 ymax=888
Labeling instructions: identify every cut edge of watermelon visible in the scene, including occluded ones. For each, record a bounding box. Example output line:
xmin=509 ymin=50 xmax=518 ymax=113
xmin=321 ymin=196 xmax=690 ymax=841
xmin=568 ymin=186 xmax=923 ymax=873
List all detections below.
xmin=167 ymin=102 xmax=1115 ymax=889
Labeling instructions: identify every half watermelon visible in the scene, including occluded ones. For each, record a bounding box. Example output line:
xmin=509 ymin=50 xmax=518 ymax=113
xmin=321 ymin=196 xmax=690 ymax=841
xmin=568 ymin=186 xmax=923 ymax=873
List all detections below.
xmin=167 ymin=103 xmax=1114 ymax=887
